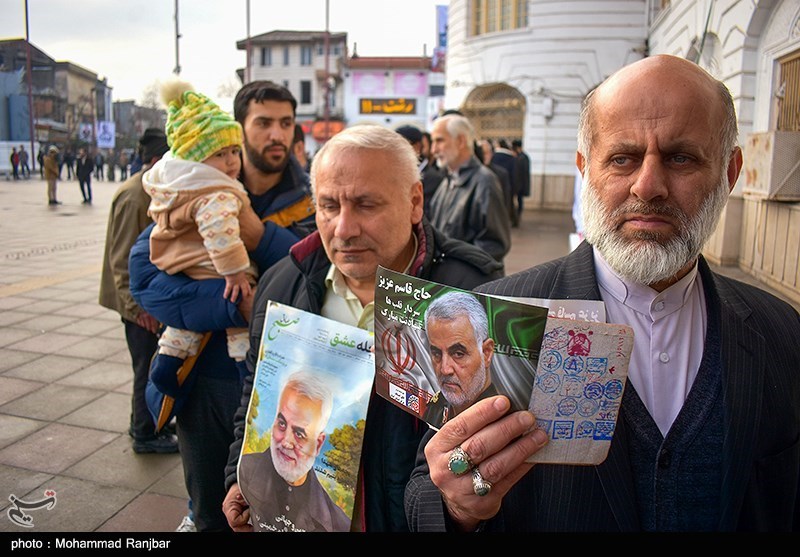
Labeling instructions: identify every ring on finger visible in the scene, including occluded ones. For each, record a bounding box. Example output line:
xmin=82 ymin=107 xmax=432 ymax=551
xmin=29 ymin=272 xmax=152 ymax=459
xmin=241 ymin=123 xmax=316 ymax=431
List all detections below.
xmin=447 ymin=446 xmax=474 ymax=476
xmin=472 ymin=467 xmax=492 ymax=497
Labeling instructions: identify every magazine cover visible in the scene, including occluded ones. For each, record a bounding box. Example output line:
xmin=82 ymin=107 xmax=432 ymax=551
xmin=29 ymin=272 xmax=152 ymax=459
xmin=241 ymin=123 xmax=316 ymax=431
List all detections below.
xmin=374 ymin=266 xmax=549 ymax=430
xmin=237 ymin=301 xmax=374 ymax=532
xmin=526 ymin=318 xmax=634 ymax=465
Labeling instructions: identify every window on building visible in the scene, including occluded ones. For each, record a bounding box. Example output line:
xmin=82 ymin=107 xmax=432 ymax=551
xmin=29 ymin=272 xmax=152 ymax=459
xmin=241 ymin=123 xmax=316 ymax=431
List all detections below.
xmin=777 ymin=49 xmax=800 ymax=132
xmin=301 ymin=45 xmax=313 ymax=66
xmin=333 ymin=45 xmax=341 ymax=55
xmin=301 ymin=80 xmax=312 ymax=105
xmin=471 ymin=0 xmax=528 ymax=36
xmin=500 ymin=0 xmax=512 ymax=30
xmin=260 ymin=47 xmax=272 ymax=66
xmin=283 ymin=46 xmax=290 ymax=66
xmin=317 ymin=44 xmax=324 ymax=55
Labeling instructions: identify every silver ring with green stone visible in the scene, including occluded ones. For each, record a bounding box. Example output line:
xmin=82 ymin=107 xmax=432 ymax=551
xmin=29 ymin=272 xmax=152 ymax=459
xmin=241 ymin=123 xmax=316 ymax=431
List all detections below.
xmin=447 ymin=446 xmax=474 ymax=476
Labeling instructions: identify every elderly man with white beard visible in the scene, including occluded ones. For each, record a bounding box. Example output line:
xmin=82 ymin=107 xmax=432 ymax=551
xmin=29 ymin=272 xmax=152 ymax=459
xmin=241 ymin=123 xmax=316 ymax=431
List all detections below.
xmin=236 ymin=371 xmax=349 ymax=532
xmin=422 ymin=291 xmax=498 ymax=429
xmin=405 ymin=54 xmax=800 ymax=533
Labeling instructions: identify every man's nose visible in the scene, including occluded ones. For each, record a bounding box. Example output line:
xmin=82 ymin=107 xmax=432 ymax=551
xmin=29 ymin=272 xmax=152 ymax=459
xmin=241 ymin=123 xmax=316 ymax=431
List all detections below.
xmin=281 ymin=437 xmax=295 ymax=450
xmin=629 ymin=156 xmax=669 ymax=202
xmin=334 ymin=205 xmax=360 ymax=239
xmin=439 ymin=354 xmax=456 ymax=376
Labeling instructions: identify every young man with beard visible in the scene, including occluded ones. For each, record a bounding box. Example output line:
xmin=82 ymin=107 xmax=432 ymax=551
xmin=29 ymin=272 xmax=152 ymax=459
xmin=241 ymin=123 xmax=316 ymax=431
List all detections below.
xmin=406 ymin=55 xmax=800 ymax=532
xmin=128 ymin=81 xmax=315 ymax=532
xmin=237 ymin=371 xmax=349 ymax=532
xmin=221 ymin=125 xmax=504 ymax=533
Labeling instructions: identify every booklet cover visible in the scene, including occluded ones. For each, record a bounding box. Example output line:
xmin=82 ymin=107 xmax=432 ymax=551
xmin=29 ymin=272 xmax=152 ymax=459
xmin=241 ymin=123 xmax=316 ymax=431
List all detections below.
xmin=374 ymin=266 xmax=549 ymax=430
xmin=237 ymin=301 xmax=374 ymax=532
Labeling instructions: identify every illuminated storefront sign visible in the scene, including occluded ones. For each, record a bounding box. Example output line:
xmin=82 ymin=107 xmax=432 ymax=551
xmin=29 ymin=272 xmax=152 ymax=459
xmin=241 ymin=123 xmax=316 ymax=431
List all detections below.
xmin=359 ymin=98 xmax=417 ymax=114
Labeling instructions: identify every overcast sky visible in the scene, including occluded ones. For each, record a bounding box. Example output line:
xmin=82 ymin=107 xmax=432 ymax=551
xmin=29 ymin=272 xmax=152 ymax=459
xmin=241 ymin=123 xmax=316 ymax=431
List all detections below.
xmin=1 ymin=0 xmax=447 ymax=110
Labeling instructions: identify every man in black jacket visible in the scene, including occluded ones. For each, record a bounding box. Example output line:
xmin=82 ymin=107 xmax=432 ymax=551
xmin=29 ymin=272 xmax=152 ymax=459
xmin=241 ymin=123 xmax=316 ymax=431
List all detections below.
xmin=222 ymin=124 xmax=504 ymax=533
xmin=428 ymin=114 xmax=511 ymax=263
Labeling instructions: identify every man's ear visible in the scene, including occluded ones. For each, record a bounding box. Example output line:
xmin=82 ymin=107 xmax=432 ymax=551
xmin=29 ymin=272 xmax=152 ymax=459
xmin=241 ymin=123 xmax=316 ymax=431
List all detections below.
xmin=314 ymin=432 xmax=326 ymax=456
xmin=482 ymin=338 xmax=495 ymax=368
xmin=726 ymin=146 xmax=743 ymax=193
xmin=410 ymin=181 xmax=424 ymax=225
xmin=576 ymin=151 xmax=586 ymax=176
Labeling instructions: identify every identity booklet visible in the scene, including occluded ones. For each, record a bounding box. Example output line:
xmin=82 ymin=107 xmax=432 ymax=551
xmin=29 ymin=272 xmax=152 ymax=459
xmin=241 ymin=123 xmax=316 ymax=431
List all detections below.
xmin=237 ymin=301 xmax=374 ymax=532
xmin=374 ymin=267 xmax=634 ymax=465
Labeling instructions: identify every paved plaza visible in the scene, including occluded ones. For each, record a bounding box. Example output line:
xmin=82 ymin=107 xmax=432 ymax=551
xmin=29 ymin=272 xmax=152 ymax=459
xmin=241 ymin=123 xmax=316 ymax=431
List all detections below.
xmin=0 ymin=174 xmax=795 ymax=533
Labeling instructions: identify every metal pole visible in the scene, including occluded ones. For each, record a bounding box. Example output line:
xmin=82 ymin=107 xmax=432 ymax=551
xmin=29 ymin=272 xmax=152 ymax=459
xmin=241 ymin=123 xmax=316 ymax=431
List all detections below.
xmin=174 ymin=0 xmax=181 ymax=75
xmin=324 ymin=0 xmax=330 ymax=141
xmin=24 ymin=0 xmax=36 ymax=171
xmin=245 ymin=0 xmax=251 ymax=83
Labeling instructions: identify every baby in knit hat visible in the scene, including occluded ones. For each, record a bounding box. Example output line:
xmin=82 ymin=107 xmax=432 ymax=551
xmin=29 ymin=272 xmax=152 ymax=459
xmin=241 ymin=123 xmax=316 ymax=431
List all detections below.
xmin=143 ymin=80 xmax=261 ymax=397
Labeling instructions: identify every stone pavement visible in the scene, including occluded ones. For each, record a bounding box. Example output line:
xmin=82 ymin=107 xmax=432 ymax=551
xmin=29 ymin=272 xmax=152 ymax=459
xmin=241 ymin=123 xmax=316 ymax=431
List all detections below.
xmin=0 ymin=174 xmax=795 ymax=534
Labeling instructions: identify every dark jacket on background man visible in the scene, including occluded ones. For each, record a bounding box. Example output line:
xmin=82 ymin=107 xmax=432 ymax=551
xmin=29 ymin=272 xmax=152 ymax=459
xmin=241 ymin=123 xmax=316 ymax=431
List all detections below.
xmin=428 ymin=156 xmax=511 ymax=263
xmin=76 ymin=154 xmax=94 ymax=181
xmin=224 ymin=220 xmax=504 ymax=532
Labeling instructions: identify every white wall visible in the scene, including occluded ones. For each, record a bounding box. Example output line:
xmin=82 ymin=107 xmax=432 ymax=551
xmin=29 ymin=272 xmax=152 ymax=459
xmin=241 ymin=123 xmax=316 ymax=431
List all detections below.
xmin=446 ymin=0 xmax=649 ymax=178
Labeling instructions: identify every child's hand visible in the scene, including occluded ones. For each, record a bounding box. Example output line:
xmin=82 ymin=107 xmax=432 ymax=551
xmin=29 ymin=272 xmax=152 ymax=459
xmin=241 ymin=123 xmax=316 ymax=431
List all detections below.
xmin=224 ymin=271 xmax=252 ymax=303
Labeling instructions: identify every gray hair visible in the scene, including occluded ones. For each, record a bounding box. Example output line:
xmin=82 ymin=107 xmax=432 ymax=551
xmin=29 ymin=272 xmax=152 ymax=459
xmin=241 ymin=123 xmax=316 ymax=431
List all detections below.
xmin=437 ymin=114 xmax=476 ymax=148
xmin=424 ymin=291 xmax=489 ymax=349
xmin=310 ymin=124 xmax=420 ymax=196
xmin=279 ymin=370 xmax=334 ymax=429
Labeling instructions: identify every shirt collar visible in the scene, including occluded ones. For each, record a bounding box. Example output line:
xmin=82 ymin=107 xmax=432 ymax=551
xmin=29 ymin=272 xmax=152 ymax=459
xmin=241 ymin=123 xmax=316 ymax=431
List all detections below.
xmin=593 ymin=247 xmax=700 ymax=319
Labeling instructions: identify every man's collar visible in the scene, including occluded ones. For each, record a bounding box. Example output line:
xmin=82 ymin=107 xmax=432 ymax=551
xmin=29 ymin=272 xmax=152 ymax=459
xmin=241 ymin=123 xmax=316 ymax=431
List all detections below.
xmin=593 ymin=247 xmax=700 ymax=314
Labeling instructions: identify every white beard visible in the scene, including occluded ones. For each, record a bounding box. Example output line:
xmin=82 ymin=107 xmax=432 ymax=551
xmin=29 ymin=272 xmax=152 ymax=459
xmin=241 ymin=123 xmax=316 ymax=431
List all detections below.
xmin=271 ymin=440 xmax=316 ymax=485
xmin=580 ymin=169 xmax=730 ymax=286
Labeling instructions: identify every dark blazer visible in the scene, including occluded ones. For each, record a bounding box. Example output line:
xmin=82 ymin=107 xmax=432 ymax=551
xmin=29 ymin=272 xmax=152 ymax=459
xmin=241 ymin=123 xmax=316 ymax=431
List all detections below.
xmin=406 ymin=241 xmax=800 ymax=532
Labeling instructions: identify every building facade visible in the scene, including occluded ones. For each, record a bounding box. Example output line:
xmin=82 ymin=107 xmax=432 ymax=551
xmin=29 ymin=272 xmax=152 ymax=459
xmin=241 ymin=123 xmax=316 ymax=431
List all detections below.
xmin=237 ymin=30 xmax=348 ymax=152
xmin=445 ymin=0 xmax=800 ymax=304
xmin=343 ymin=55 xmax=445 ymax=132
xmin=444 ymin=0 xmax=650 ymax=210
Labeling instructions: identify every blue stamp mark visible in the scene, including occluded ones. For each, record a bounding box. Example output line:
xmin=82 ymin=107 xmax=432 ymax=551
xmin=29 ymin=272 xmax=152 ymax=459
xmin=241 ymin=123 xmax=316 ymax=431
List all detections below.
xmin=540 ymin=350 xmax=562 ymax=372
xmin=537 ymin=372 xmax=560 ymax=393
xmin=552 ymin=421 xmax=574 ymax=440
xmin=535 ymin=419 xmax=552 ymax=435
xmin=563 ymin=356 xmax=584 ymax=375
xmin=583 ymin=382 xmax=604 ymax=399
xmin=576 ymin=421 xmax=594 ymax=438
xmin=604 ymin=379 xmax=624 ymax=399
xmin=593 ymin=421 xmax=615 ymax=440
xmin=542 ymin=326 xmax=570 ymax=350
xmin=557 ymin=397 xmax=578 ymax=416
xmin=597 ymin=400 xmax=619 ymax=420
xmin=586 ymin=357 xmax=607 ymax=375
xmin=560 ymin=378 xmax=583 ymax=398
xmin=578 ymin=398 xmax=598 ymax=417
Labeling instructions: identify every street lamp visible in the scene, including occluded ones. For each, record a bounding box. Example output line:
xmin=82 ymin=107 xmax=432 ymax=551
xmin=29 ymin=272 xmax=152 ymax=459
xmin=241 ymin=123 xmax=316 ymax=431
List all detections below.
xmin=24 ymin=0 xmax=37 ymax=171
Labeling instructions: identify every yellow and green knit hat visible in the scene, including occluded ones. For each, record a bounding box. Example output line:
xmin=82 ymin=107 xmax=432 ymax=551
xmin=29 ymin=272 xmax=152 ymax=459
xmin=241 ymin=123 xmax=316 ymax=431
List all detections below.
xmin=161 ymin=80 xmax=243 ymax=162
